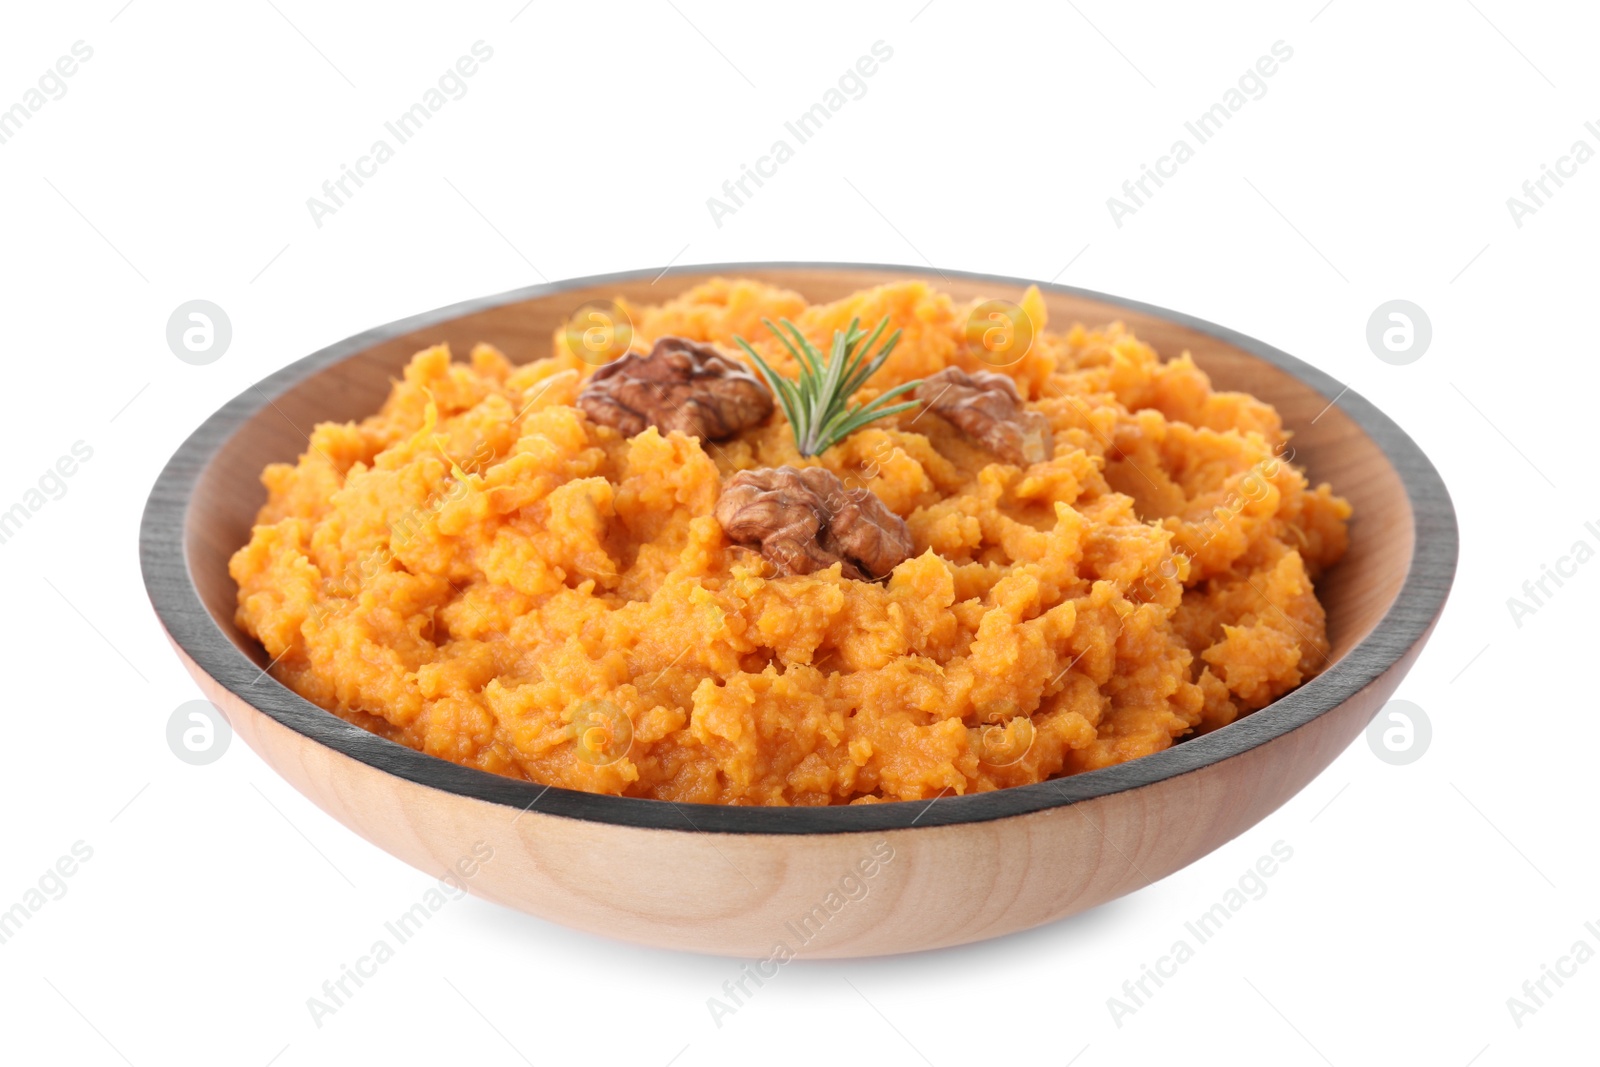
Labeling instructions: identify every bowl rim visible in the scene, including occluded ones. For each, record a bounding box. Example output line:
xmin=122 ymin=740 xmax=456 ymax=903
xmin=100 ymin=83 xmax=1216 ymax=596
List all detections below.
xmin=140 ymin=261 xmax=1458 ymax=835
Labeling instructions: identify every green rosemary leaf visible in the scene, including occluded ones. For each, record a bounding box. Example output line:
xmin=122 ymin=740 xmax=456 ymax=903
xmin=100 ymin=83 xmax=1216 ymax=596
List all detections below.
xmin=738 ymin=338 xmax=807 ymax=444
xmin=843 ymin=317 xmax=892 ymax=380
xmin=817 ymin=318 xmax=857 ymax=428
xmin=823 ymin=400 xmax=923 ymax=444
xmin=734 ymin=315 xmax=922 ymax=457
xmin=840 ymin=327 xmax=902 ymax=399
xmin=774 ymin=319 xmax=822 ymax=380
xmin=816 ymin=381 xmax=922 ymax=443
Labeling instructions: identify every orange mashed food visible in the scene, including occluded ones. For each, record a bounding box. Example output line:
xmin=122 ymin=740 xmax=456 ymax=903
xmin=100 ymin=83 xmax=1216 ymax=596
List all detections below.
xmin=230 ymin=279 xmax=1350 ymax=805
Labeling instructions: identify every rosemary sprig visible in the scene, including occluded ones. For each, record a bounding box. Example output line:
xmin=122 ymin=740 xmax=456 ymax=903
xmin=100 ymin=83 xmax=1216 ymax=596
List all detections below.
xmin=735 ymin=316 xmax=921 ymax=456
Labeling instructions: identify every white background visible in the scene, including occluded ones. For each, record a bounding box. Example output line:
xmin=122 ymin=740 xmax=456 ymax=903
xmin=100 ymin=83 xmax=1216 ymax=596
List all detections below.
xmin=1 ymin=1 xmax=1595 ymax=1063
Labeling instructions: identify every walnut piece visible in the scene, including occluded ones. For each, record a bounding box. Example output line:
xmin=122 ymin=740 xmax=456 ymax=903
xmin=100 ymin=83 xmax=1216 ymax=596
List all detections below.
xmin=577 ymin=336 xmax=773 ymax=441
xmin=913 ymin=367 xmax=1052 ymax=465
xmin=714 ymin=466 xmax=914 ymax=582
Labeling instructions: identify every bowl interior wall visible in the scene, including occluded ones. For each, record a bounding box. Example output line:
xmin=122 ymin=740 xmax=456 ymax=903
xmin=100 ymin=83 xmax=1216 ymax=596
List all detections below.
xmin=188 ymin=268 xmax=1412 ymax=676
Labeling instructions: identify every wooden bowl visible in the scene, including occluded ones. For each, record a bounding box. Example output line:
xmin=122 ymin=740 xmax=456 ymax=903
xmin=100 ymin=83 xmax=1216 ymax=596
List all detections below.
xmin=141 ymin=264 xmax=1456 ymax=957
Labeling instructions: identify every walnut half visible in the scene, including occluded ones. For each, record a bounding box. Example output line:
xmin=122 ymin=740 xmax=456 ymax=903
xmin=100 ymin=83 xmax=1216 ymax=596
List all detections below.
xmin=714 ymin=466 xmax=914 ymax=582
xmin=913 ymin=366 xmax=1052 ymax=465
xmin=577 ymin=336 xmax=774 ymax=441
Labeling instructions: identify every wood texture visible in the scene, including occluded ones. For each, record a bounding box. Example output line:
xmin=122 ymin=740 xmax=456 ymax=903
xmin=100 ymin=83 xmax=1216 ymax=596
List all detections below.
xmin=141 ymin=264 xmax=1457 ymax=956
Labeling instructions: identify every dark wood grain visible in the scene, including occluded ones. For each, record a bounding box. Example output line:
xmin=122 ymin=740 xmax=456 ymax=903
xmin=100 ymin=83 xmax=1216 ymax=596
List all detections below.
xmin=139 ymin=264 xmax=1457 ymax=956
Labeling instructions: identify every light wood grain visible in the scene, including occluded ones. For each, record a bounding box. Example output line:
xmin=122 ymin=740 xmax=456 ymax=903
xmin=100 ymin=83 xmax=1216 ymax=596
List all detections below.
xmin=147 ymin=265 xmax=1455 ymax=957
xmin=173 ymin=633 xmax=1422 ymax=957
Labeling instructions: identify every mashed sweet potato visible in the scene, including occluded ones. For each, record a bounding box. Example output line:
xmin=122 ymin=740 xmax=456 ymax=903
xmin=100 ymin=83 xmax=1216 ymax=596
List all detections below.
xmin=230 ymin=279 xmax=1350 ymax=805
